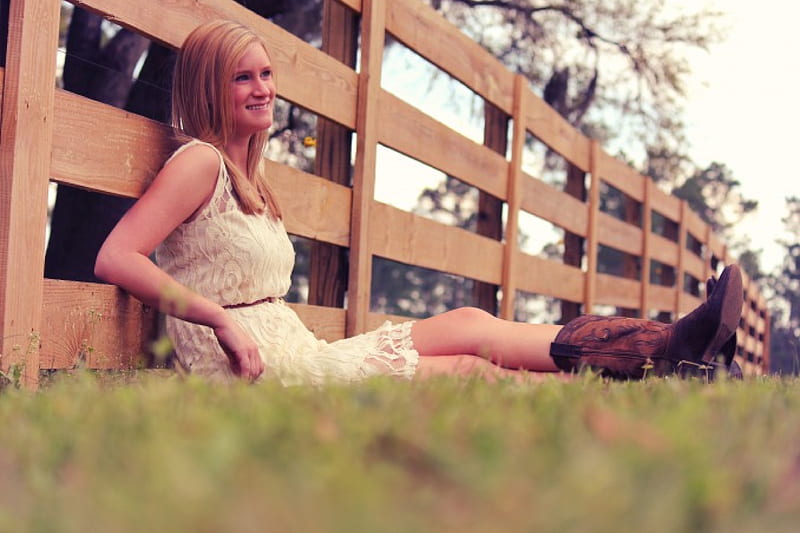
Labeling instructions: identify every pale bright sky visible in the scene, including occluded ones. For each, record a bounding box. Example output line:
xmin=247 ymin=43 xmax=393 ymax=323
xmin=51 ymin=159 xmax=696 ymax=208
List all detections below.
xmin=375 ymin=0 xmax=799 ymax=275
xmin=680 ymin=0 xmax=800 ymax=272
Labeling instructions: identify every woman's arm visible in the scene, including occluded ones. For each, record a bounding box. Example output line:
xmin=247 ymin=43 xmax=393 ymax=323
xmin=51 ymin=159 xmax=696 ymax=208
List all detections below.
xmin=96 ymin=144 xmax=221 ymax=322
xmin=94 ymin=144 xmax=264 ymax=380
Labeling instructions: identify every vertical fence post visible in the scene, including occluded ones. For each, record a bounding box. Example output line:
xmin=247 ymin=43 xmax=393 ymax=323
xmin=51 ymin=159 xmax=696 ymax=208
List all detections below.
xmin=584 ymin=140 xmax=601 ymax=314
xmin=762 ymin=308 xmax=770 ymax=372
xmin=474 ymin=101 xmax=508 ymax=316
xmin=310 ymin=0 xmax=358 ymax=309
xmin=674 ymin=200 xmax=688 ymax=317
xmin=562 ymin=163 xmax=587 ymax=323
xmin=620 ymin=186 xmax=640 ymax=317
xmin=640 ymin=178 xmax=653 ymax=318
xmin=0 ymin=0 xmax=60 ymax=388
xmin=703 ymin=224 xmax=714 ymax=288
xmin=347 ymin=0 xmax=385 ymax=336
xmin=499 ymin=75 xmax=526 ymax=320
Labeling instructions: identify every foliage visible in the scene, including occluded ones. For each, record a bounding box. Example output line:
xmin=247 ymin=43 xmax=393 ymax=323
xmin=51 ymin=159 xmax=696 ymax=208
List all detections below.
xmin=671 ymin=162 xmax=758 ymax=236
xmin=767 ymin=197 xmax=800 ymax=374
xmin=1 ymin=372 xmax=799 ymax=532
xmin=430 ymin=0 xmax=723 ymax=170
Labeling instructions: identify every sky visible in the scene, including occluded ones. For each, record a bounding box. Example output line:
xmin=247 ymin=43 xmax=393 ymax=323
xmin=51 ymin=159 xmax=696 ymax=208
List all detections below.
xmin=375 ymin=0 xmax=800 ymax=275
xmin=679 ymin=0 xmax=800 ymax=272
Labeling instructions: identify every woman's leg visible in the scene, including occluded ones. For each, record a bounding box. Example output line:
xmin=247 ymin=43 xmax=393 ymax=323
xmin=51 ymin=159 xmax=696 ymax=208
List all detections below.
xmin=411 ymin=307 xmax=563 ymax=372
xmin=415 ymin=355 xmax=571 ymax=383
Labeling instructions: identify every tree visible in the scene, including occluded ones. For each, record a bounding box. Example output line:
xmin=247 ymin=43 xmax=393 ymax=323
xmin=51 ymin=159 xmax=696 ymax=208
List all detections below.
xmin=430 ymin=0 xmax=723 ymax=172
xmin=412 ymin=0 xmax=741 ymax=321
xmin=671 ymin=162 xmax=758 ymax=236
xmin=768 ymin=197 xmax=800 ymax=374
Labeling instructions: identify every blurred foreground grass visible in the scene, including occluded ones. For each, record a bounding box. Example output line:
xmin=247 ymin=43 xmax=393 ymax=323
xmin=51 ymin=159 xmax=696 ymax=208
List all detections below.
xmin=1 ymin=372 xmax=799 ymax=533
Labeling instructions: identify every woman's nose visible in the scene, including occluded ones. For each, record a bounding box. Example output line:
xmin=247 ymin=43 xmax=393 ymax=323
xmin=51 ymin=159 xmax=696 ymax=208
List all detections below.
xmin=253 ymin=79 xmax=271 ymax=95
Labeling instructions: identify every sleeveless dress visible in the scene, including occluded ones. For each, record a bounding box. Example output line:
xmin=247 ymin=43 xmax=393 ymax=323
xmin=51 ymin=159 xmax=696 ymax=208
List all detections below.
xmin=155 ymin=140 xmax=419 ymax=385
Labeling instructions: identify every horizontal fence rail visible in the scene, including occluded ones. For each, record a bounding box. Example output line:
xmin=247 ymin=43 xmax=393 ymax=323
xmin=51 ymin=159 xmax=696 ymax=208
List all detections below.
xmin=0 ymin=0 xmax=769 ymax=387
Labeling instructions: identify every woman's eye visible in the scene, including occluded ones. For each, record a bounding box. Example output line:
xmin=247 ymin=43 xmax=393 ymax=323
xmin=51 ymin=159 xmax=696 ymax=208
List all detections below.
xmin=234 ymin=74 xmax=249 ymax=82
xmin=260 ymin=70 xmax=272 ymax=79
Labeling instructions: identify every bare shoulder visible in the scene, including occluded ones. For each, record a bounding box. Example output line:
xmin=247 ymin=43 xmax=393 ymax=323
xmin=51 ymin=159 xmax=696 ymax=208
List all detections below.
xmin=163 ymin=142 xmax=222 ymax=180
xmin=136 ymin=142 xmax=224 ymax=222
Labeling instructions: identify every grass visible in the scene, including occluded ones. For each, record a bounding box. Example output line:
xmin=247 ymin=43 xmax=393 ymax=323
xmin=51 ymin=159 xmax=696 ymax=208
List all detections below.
xmin=1 ymin=372 xmax=798 ymax=532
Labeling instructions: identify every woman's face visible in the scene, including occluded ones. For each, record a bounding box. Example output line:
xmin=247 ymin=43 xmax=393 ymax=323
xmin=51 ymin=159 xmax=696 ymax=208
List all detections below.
xmin=230 ymin=42 xmax=276 ymax=138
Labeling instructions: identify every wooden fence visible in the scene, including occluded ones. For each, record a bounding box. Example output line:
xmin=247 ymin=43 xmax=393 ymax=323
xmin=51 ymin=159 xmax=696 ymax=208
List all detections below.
xmin=0 ymin=0 xmax=769 ymax=388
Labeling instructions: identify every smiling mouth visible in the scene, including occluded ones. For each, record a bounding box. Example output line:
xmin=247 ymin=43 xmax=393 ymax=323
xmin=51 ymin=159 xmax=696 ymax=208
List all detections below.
xmin=246 ymin=103 xmax=270 ymax=110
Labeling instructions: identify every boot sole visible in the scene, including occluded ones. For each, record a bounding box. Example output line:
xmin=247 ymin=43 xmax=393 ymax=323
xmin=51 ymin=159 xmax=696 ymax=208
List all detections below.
xmin=703 ymin=264 xmax=743 ymax=362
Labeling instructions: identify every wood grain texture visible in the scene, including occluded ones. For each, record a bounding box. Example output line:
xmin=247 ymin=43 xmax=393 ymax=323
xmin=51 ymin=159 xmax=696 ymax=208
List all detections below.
xmin=596 ymin=212 xmax=643 ymax=256
xmin=674 ymin=201 xmax=688 ymax=317
xmin=347 ymin=0 xmax=385 ymax=336
xmin=40 ymin=280 xmax=157 ymax=370
xmin=289 ymin=303 xmax=346 ymax=343
xmin=309 ymin=0 xmax=358 ymax=308
xmin=640 ymin=179 xmax=653 ymax=315
xmin=369 ymin=202 xmax=504 ymax=284
xmin=385 ymin=0 xmax=514 ymax=113
xmin=707 ymin=233 xmax=726 ymax=264
xmin=51 ymin=89 xmax=176 ymax=197
xmin=73 ymin=0 xmax=358 ymax=128
xmin=337 ymin=0 xmax=361 ymax=12
xmin=500 ymin=76 xmax=527 ymax=319
xmin=366 ymin=311 xmax=414 ymax=332
xmin=0 ymin=0 xmax=61 ymax=386
xmin=519 ymin=172 xmax=588 ymax=237
xmin=685 ymin=209 xmax=707 ymax=249
xmin=682 ymin=250 xmax=705 ymax=282
xmin=267 ymin=160 xmax=351 ymax=247
xmin=595 ymin=273 xmax=642 ymax=310
xmin=583 ymin=141 xmax=601 ymax=312
xmin=650 ymin=185 xmax=682 ymax=224
xmin=514 ymin=253 xmax=584 ymax=303
xmin=648 ymin=284 xmax=676 ymax=314
xmin=678 ymin=293 xmax=702 ymax=316
xmin=523 ymin=89 xmax=592 ymax=171
xmin=38 ymin=280 xmax=346 ymax=367
xmin=649 ymin=233 xmax=680 ymax=268
xmin=378 ymin=91 xmax=508 ymax=199
xmin=596 ymin=149 xmax=645 ymax=202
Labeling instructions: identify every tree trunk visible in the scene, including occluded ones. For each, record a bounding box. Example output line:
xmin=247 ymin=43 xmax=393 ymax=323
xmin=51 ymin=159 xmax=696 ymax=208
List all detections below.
xmin=619 ymin=193 xmax=641 ymax=317
xmin=45 ymin=10 xmax=149 ymax=281
xmin=561 ymin=162 xmax=586 ymax=323
xmin=473 ymin=101 xmax=507 ymax=316
xmin=307 ymin=0 xmax=357 ymax=308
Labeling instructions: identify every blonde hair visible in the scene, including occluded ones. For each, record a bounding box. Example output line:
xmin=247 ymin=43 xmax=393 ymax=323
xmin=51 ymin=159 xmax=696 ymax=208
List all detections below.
xmin=172 ymin=20 xmax=281 ymax=218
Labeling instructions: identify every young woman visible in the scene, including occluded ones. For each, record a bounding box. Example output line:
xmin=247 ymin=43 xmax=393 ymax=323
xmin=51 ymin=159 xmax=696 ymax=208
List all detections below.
xmin=95 ymin=20 xmax=743 ymax=385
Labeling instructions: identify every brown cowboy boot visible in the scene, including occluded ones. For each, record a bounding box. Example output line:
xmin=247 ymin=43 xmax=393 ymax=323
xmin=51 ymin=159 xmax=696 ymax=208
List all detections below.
xmin=550 ymin=264 xmax=743 ymax=379
xmin=695 ymin=274 xmax=743 ymax=379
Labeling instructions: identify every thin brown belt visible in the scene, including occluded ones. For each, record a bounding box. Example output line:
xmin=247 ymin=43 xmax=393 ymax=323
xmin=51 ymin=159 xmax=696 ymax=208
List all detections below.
xmin=222 ymin=296 xmax=283 ymax=309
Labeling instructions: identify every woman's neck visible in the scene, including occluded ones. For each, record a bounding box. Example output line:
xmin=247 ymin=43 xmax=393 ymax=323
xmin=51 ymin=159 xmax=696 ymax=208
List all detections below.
xmin=225 ymin=137 xmax=250 ymax=175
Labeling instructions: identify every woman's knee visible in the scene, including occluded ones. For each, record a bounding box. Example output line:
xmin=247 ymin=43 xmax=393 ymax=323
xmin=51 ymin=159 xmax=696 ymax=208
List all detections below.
xmin=445 ymin=306 xmax=495 ymax=328
xmin=412 ymin=307 xmax=497 ymax=356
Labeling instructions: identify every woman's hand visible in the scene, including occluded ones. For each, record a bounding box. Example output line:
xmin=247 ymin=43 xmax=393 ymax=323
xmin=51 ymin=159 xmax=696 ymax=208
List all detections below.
xmin=213 ymin=317 xmax=264 ymax=381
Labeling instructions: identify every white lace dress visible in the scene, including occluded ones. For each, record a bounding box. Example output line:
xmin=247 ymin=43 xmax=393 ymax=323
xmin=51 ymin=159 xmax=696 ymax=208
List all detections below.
xmin=155 ymin=140 xmax=419 ymax=385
